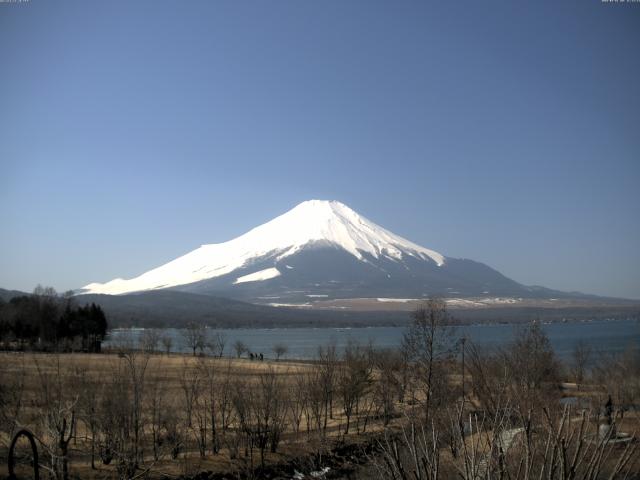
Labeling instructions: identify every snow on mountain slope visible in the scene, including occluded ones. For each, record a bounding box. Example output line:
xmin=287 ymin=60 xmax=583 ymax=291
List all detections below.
xmin=234 ymin=267 xmax=281 ymax=284
xmin=81 ymin=200 xmax=445 ymax=295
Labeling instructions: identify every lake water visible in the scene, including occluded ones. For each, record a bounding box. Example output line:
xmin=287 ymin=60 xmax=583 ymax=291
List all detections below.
xmin=104 ymin=318 xmax=640 ymax=361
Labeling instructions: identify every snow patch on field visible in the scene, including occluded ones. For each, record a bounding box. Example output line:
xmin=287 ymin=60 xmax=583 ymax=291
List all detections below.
xmin=446 ymin=299 xmax=486 ymax=307
xmin=479 ymin=297 xmax=523 ymax=304
xmin=377 ymin=298 xmax=419 ymax=303
xmin=267 ymin=302 xmax=313 ymax=308
xmin=446 ymin=297 xmax=524 ymax=307
xmin=373 ymin=297 xmax=526 ymax=307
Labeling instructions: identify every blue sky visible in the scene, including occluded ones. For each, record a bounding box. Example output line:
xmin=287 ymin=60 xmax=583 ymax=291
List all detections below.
xmin=1 ymin=1 xmax=639 ymax=298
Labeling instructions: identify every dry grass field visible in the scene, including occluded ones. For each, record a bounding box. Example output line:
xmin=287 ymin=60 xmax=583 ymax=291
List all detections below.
xmin=0 ymin=350 xmax=411 ymax=479
xmin=1 ymin=320 xmax=639 ymax=480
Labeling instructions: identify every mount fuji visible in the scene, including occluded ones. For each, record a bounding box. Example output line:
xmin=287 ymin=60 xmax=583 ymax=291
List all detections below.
xmin=80 ymin=200 xmax=569 ymax=304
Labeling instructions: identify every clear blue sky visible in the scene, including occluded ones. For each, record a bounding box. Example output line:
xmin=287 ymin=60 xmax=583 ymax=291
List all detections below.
xmin=1 ymin=1 xmax=639 ymax=298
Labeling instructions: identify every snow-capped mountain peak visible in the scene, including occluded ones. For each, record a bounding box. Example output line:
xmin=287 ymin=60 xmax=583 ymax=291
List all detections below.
xmin=231 ymin=199 xmax=444 ymax=264
xmin=81 ymin=200 xmax=445 ymax=295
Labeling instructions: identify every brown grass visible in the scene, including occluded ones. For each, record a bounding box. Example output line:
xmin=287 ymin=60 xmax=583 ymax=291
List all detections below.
xmin=0 ymin=351 xmax=405 ymax=479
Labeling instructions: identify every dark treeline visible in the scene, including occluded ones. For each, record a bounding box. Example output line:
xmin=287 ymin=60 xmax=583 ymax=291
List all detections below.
xmin=0 ymin=285 xmax=107 ymax=352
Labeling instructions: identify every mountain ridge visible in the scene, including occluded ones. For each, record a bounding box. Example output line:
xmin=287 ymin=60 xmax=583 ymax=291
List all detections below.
xmin=78 ymin=200 xmax=609 ymax=304
xmin=80 ymin=200 xmax=446 ymax=296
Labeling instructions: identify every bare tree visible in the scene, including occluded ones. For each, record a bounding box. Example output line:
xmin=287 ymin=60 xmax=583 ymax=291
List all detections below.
xmin=233 ymin=340 xmax=248 ymax=358
xmin=0 ymin=354 xmax=26 ymax=447
xmin=217 ymin=360 xmax=237 ymax=457
xmin=182 ymin=322 xmax=207 ymax=356
xmin=146 ymin=364 xmax=167 ymax=462
xmin=119 ymin=348 xmax=151 ymax=474
xmin=466 ymin=342 xmax=510 ymax=418
xmin=140 ymin=328 xmax=161 ymax=353
xmin=162 ymin=401 xmax=184 ymax=460
xmin=198 ymin=356 xmax=221 ymax=454
xmin=95 ymin=343 xmax=152 ymax=477
xmin=374 ymin=400 xmax=638 ymax=480
xmin=257 ymin=368 xmax=288 ymax=458
xmin=231 ymin=367 xmax=289 ymax=469
xmin=97 ymin=368 xmax=123 ymax=467
xmin=507 ymin=322 xmax=561 ymax=419
xmin=571 ymin=340 xmax=592 ymax=386
xmin=77 ymin=368 xmax=103 ymax=469
xmin=318 ymin=341 xmax=338 ymax=428
xmin=289 ymin=371 xmax=308 ymax=437
xmin=192 ymin=369 xmax=209 ymax=458
xmin=304 ymin=366 xmax=328 ymax=437
xmin=230 ymin=377 xmax=256 ymax=468
xmin=593 ymin=344 xmax=640 ymax=419
xmin=272 ymin=342 xmax=288 ymax=361
xmin=179 ymin=359 xmax=201 ymax=428
xmin=402 ymin=298 xmax=455 ymax=424
xmin=373 ymin=348 xmax=404 ymax=426
xmin=338 ymin=341 xmax=373 ymax=435
xmin=161 ymin=334 xmax=173 ymax=355
xmin=206 ymin=331 xmax=227 ymax=358
xmin=33 ymin=355 xmax=80 ymax=480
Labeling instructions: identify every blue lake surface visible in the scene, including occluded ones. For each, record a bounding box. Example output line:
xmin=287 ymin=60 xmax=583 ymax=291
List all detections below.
xmin=104 ymin=319 xmax=640 ymax=361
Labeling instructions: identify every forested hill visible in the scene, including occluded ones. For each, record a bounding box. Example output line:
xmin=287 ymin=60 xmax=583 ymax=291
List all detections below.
xmin=0 ymin=288 xmax=28 ymax=302
xmin=75 ymin=290 xmax=409 ymax=328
